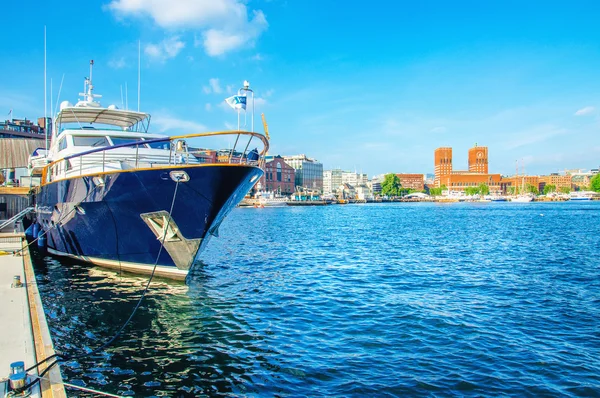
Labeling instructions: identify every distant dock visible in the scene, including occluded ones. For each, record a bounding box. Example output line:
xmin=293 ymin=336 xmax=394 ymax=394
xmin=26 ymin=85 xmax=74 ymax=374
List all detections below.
xmin=0 ymin=233 xmax=66 ymax=397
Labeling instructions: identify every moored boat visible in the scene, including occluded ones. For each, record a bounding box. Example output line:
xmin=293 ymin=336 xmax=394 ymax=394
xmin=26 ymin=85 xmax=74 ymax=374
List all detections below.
xmin=29 ymin=63 xmax=268 ymax=280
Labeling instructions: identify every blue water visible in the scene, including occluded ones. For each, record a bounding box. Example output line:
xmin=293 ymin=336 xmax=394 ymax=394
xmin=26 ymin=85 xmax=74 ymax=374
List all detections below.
xmin=33 ymin=202 xmax=600 ymax=396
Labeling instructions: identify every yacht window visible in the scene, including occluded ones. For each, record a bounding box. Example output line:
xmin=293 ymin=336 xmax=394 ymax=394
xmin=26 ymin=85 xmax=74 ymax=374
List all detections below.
xmin=109 ymin=137 xmax=144 ymax=146
xmin=145 ymin=140 xmax=170 ymax=150
xmin=72 ymin=136 xmax=109 ymax=147
xmin=58 ymin=137 xmax=67 ymax=151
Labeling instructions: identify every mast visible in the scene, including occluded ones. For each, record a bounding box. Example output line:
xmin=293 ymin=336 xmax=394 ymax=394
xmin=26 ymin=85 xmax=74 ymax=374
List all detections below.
xmin=515 ymin=160 xmax=518 ymax=195
xmin=44 ymin=26 xmax=47 ymax=152
xmin=137 ymin=40 xmax=141 ymax=112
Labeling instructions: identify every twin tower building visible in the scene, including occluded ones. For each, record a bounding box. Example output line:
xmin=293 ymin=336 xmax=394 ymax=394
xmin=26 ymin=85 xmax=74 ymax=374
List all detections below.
xmin=434 ymin=145 xmax=501 ymax=192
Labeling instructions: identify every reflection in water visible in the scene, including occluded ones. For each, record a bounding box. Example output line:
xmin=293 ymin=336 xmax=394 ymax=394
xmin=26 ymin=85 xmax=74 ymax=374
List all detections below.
xmin=33 ymin=253 xmax=275 ymax=396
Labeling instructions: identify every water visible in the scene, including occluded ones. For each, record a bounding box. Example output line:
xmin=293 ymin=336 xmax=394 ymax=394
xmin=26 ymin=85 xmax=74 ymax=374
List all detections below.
xmin=32 ymin=202 xmax=600 ymax=397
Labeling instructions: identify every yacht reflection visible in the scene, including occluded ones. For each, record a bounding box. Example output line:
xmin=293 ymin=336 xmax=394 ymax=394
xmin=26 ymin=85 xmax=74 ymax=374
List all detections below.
xmin=30 ymin=252 xmax=276 ymax=396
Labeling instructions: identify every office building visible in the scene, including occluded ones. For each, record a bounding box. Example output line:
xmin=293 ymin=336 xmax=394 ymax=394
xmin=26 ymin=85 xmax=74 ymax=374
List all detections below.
xmin=283 ymin=154 xmax=323 ymax=193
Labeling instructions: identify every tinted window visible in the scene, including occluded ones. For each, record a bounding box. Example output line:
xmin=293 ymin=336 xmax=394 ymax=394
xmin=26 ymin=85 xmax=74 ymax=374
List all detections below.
xmin=110 ymin=137 xmax=144 ymax=146
xmin=145 ymin=140 xmax=170 ymax=150
xmin=72 ymin=136 xmax=109 ymax=147
xmin=58 ymin=137 xmax=67 ymax=151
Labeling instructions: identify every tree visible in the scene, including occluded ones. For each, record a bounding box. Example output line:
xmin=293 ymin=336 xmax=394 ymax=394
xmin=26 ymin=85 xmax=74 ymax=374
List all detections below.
xmin=559 ymin=186 xmax=571 ymax=194
xmin=507 ymin=187 xmax=516 ymax=195
xmin=543 ymin=184 xmax=556 ymax=195
xmin=465 ymin=186 xmax=479 ymax=196
xmin=429 ymin=187 xmax=443 ymax=196
xmin=591 ymin=174 xmax=600 ymax=192
xmin=381 ymin=174 xmax=402 ymax=197
xmin=478 ymin=183 xmax=490 ymax=196
xmin=526 ymin=184 xmax=539 ymax=195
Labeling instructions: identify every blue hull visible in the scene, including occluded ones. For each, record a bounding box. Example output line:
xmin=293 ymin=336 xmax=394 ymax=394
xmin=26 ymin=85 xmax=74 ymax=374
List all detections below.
xmin=35 ymin=165 xmax=262 ymax=279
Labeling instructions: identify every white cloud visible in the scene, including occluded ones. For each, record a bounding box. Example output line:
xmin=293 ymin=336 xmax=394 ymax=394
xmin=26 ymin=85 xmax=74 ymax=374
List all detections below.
xmin=205 ymin=103 xmax=213 ymax=112
xmin=203 ymin=78 xmax=223 ymax=94
xmin=430 ymin=126 xmax=446 ymax=133
xmin=145 ymin=37 xmax=185 ymax=62
xmin=152 ymin=114 xmax=207 ymax=134
xmin=108 ymin=57 xmax=127 ymax=69
xmin=574 ymin=106 xmax=594 ymax=116
xmin=108 ymin=0 xmax=268 ymax=57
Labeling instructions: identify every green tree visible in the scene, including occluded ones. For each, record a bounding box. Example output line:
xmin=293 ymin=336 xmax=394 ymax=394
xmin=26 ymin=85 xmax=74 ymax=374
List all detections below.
xmin=526 ymin=184 xmax=539 ymax=195
xmin=465 ymin=186 xmax=479 ymax=196
xmin=559 ymin=186 xmax=571 ymax=194
xmin=381 ymin=173 xmax=402 ymax=197
xmin=543 ymin=184 xmax=556 ymax=195
xmin=590 ymin=174 xmax=600 ymax=192
xmin=507 ymin=186 xmax=516 ymax=195
xmin=429 ymin=187 xmax=442 ymax=196
xmin=478 ymin=183 xmax=490 ymax=196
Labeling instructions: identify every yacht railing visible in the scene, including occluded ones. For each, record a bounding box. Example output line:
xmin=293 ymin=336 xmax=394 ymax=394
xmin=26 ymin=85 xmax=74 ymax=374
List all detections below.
xmin=42 ymin=130 xmax=269 ymax=184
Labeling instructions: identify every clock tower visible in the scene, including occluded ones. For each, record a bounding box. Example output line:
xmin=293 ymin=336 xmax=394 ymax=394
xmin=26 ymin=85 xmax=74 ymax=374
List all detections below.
xmin=468 ymin=145 xmax=488 ymax=174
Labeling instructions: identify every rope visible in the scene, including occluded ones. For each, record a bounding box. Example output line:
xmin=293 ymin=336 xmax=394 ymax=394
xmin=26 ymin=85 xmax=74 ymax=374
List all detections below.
xmin=34 ymin=374 xmax=123 ymax=398
xmin=16 ymin=178 xmax=182 ymax=395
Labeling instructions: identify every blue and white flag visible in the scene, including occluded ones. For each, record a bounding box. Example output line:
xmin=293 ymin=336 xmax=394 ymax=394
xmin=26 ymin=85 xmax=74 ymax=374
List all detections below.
xmin=225 ymin=95 xmax=247 ymax=110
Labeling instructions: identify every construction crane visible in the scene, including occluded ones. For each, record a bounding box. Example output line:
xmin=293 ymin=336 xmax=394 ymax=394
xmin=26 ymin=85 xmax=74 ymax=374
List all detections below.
xmin=261 ymin=113 xmax=270 ymax=140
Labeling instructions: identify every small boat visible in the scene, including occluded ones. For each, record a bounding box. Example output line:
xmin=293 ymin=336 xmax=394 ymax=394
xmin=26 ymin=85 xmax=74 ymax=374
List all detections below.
xmin=29 ymin=62 xmax=268 ymax=280
xmin=255 ymin=191 xmax=289 ymax=207
xmin=511 ymin=195 xmax=534 ymax=203
xmin=569 ymin=192 xmax=593 ymax=201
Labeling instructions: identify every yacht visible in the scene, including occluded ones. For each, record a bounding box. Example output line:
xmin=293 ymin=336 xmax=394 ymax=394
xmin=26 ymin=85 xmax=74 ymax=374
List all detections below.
xmin=256 ymin=191 xmax=289 ymax=207
xmin=29 ymin=63 xmax=268 ymax=280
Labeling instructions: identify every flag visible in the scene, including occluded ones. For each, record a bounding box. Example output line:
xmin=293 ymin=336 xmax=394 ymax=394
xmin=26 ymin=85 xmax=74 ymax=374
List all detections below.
xmin=225 ymin=95 xmax=247 ymax=110
xmin=8 ymin=109 xmax=12 ymax=118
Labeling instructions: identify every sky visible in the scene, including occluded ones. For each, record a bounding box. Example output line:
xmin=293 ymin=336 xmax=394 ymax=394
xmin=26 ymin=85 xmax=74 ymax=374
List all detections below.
xmin=2 ymin=0 xmax=600 ymax=177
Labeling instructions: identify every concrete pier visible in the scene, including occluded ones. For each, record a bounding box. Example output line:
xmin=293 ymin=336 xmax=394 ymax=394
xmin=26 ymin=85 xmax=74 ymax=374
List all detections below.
xmin=0 ymin=233 xmax=66 ymax=398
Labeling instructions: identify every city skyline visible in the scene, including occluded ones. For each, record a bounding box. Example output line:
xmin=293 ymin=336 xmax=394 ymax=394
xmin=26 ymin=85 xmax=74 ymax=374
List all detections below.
xmin=1 ymin=1 xmax=599 ymax=176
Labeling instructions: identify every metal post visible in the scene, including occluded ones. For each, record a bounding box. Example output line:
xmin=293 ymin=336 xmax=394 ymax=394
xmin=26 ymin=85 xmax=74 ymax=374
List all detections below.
xmin=135 ymin=144 xmax=139 ymax=168
xmin=102 ymin=151 xmax=105 ymax=173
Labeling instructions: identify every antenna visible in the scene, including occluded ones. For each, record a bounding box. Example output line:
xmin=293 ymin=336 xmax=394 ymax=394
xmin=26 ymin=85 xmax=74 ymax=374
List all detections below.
xmin=137 ymin=39 xmax=141 ymax=112
xmin=120 ymin=85 xmax=124 ymax=109
xmin=44 ymin=26 xmax=47 ymax=152
xmin=125 ymin=82 xmax=128 ymax=110
xmin=50 ymin=78 xmax=53 ymax=132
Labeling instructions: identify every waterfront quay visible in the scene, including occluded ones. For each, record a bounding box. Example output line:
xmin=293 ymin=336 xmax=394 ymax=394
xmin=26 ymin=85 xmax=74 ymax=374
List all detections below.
xmin=0 ymin=231 xmax=65 ymax=397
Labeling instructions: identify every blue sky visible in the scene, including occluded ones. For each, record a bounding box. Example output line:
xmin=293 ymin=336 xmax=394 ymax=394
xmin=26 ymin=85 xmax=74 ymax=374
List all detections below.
xmin=2 ymin=1 xmax=600 ymax=176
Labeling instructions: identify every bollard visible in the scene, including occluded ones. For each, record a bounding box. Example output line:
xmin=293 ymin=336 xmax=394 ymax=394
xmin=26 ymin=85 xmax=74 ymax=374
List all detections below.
xmin=8 ymin=372 xmax=26 ymax=391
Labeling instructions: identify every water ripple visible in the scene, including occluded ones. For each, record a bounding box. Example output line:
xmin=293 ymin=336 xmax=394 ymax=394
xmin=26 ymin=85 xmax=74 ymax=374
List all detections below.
xmin=33 ymin=202 xmax=600 ymax=396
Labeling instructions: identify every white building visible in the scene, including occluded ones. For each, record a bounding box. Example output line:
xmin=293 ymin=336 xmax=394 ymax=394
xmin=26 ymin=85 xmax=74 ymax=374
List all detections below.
xmin=284 ymin=154 xmax=324 ymax=193
xmin=323 ymin=169 xmax=368 ymax=195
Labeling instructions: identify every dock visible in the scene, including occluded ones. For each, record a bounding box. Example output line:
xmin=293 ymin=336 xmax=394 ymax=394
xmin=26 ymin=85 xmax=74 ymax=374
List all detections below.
xmin=0 ymin=233 xmax=66 ymax=397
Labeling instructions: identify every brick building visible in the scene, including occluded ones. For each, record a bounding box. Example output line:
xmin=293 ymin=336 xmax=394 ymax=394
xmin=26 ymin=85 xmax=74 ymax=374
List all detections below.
xmin=434 ymin=145 xmax=501 ymax=193
xmin=434 ymin=147 xmax=452 ymax=187
xmin=439 ymin=172 xmax=502 ymax=193
xmin=396 ymin=173 xmax=425 ymax=191
xmin=500 ymin=175 xmax=540 ymax=194
xmin=538 ymin=174 xmax=572 ymax=192
xmin=468 ymin=146 xmax=489 ymax=174
xmin=259 ymin=156 xmax=295 ymax=194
